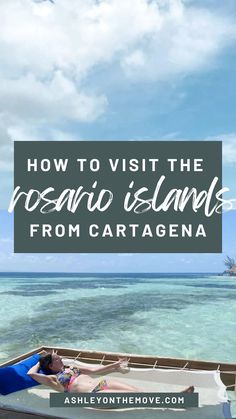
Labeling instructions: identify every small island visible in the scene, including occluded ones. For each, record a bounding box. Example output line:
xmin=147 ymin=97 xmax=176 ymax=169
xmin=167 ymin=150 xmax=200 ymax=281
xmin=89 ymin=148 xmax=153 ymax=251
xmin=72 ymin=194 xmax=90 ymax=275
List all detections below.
xmin=222 ymin=256 xmax=236 ymax=277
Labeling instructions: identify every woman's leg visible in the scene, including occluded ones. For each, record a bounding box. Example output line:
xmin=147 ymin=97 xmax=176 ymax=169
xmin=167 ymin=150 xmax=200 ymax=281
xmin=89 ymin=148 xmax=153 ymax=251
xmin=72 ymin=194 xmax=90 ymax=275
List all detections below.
xmin=106 ymin=379 xmax=142 ymax=392
xmin=98 ymin=389 xmax=137 ymax=393
xmin=98 ymin=381 xmax=194 ymax=394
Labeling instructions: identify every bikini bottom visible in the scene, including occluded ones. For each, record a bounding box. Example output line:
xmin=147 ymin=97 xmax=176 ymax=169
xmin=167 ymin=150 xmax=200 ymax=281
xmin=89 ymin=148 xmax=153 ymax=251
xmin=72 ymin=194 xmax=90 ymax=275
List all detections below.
xmin=67 ymin=376 xmax=109 ymax=393
xmin=92 ymin=378 xmax=109 ymax=392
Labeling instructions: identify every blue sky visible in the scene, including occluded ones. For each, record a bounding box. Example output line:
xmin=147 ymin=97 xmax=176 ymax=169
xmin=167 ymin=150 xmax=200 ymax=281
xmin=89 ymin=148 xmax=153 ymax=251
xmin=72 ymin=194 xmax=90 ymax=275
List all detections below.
xmin=0 ymin=0 xmax=236 ymax=272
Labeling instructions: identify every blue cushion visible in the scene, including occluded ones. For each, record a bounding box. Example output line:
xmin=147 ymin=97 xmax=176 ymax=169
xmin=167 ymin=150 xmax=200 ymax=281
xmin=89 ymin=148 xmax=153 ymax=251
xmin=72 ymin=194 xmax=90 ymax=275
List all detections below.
xmin=0 ymin=353 xmax=41 ymax=395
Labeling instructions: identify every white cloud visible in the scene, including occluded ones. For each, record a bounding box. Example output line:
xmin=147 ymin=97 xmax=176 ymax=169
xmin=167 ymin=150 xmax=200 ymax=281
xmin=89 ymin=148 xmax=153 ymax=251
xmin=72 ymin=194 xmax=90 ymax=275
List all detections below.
xmin=206 ymin=133 xmax=236 ymax=165
xmin=0 ymin=0 xmax=235 ymax=169
xmin=0 ymin=238 xmax=13 ymax=244
xmin=121 ymin=1 xmax=236 ymax=80
xmin=0 ymin=72 xmax=107 ymax=123
xmin=117 ymin=253 xmax=134 ymax=257
xmin=0 ymin=118 xmax=13 ymax=171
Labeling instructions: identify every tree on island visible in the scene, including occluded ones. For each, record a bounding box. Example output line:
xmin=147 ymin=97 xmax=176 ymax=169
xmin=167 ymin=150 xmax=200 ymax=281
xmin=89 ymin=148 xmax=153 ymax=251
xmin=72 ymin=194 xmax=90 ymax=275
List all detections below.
xmin=224 ymin=256 xmax=236 ymax=276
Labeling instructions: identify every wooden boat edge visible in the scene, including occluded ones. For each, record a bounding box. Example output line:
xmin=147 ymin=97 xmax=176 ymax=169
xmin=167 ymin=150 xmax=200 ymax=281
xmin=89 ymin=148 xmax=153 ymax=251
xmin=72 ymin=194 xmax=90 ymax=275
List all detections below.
xmin=1 ymin=346 xmax=235 ymax=388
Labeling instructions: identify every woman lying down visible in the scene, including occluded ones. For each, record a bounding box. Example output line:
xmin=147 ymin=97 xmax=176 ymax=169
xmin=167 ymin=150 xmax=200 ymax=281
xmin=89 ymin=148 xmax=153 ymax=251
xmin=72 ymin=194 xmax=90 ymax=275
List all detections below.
xmin=28 ymin=351 xmax=194 ymax=394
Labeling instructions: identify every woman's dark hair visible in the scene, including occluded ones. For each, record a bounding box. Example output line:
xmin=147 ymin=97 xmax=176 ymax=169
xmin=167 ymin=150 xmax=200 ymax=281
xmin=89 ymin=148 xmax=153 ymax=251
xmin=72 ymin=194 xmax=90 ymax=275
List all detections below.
xmin=39 ymin=353 xmax=53 ymax=374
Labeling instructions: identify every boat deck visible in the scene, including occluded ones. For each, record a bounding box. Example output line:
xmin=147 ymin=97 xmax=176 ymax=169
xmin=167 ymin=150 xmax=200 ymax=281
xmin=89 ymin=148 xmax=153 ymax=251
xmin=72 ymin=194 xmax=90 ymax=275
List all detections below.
xmin=2 ymin=345 xmax=235 ymax=388
xmin=0 ymin=346 xmax=235 ymax=419
xmin=0 ymin=407 xmax=58 ymax=418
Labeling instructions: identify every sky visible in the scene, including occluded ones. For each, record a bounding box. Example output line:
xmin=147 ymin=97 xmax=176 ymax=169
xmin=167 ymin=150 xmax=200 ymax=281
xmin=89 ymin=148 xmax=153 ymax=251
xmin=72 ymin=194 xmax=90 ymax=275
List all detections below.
xmin=0 ymin=0 xmax=236 ymax=272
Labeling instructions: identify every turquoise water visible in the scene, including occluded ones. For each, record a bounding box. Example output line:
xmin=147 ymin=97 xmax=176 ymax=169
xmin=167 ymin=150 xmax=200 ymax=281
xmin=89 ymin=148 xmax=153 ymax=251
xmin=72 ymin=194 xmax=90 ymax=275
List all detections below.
xmin=0 ymin=273 xmax=235 ymax=364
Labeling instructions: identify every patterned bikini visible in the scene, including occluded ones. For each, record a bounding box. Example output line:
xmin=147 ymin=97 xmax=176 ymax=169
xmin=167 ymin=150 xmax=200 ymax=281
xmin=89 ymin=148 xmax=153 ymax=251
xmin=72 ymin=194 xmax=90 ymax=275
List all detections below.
xmin=92 ymin=378 xmax=109 ymax=392
xmin=57 ymin=366 xmax=109 ymax=393
xmin=57 ymin=366 xmax=80 ymax=392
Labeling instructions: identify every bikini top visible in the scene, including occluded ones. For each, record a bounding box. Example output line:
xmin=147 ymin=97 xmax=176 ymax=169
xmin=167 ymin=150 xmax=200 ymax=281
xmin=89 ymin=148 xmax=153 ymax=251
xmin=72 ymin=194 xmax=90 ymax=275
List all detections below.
xmin=57 ymin=366 xmax=80 ymax=390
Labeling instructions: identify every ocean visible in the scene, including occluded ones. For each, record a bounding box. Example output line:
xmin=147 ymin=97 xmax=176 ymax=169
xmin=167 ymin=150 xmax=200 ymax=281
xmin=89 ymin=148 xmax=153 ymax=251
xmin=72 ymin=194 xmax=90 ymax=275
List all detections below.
xmin=0 ymin=273 xmax=235 ymax=364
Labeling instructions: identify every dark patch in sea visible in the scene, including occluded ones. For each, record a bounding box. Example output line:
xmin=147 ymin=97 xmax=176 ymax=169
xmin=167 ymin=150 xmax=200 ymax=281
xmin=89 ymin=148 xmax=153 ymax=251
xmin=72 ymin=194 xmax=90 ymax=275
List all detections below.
xmin=0 ymin=290 xmax=56 ymax=296
xmin=3 ymin=276 xmax=236 ymax=297
xmin=184 ymin=283 xmax=236 ymax=290
xmin=1 ymin=289 xmax=235 ymax=350
xmin=0 ymin=279 xmax=131 ymax=296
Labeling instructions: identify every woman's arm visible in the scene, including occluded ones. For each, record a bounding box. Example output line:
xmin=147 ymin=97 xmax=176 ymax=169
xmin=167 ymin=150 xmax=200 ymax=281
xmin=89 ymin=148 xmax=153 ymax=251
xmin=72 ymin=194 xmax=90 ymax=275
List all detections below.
xmin=27 ymin=362 xmax=63 ymax=391
xmin=79 ymin=360 xmax=124 ymax=375
xmin=27 ymin=362 xmax=41 ymax=376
